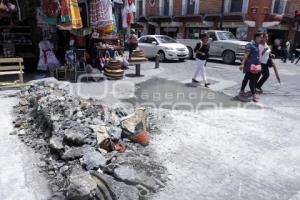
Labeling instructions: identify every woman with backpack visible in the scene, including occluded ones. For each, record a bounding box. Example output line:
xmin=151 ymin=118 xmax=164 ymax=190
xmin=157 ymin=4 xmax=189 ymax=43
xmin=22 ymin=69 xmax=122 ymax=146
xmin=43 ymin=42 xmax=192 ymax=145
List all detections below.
xmin=192 ymin=33 xmax=211 ymax=88
xmin=239 ymin=32 xmax=263 ymax=102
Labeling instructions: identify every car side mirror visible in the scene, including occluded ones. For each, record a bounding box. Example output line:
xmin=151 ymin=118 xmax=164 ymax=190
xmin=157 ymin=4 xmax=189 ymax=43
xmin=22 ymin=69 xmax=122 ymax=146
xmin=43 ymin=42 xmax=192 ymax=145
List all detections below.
xmin=152 ymin=41 xmax=158 ymax=45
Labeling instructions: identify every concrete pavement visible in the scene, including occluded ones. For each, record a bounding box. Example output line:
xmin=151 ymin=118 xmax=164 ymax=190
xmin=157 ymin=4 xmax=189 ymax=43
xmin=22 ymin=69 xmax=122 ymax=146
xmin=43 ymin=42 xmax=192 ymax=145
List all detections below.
xmin=0 ymin=90 xmax=50 ymax=200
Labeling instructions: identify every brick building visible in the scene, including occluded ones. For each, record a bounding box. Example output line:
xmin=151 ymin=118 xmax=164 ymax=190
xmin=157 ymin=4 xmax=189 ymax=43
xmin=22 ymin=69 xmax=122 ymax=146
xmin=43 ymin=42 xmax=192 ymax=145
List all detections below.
xmin=134 ymin=0 xmax=300 ymax=42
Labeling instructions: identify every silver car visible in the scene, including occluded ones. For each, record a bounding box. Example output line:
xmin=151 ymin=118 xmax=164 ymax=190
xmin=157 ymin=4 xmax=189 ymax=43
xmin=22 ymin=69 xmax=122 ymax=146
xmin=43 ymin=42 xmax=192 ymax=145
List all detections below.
xmin=138 ymin=35 xmax=189 ymax=62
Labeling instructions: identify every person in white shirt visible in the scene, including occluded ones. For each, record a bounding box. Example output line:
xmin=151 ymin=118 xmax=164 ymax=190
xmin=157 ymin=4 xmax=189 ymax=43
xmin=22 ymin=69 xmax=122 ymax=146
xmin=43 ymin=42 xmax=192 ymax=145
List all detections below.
xmin=257 ymin=33 xmax=271 ymax=92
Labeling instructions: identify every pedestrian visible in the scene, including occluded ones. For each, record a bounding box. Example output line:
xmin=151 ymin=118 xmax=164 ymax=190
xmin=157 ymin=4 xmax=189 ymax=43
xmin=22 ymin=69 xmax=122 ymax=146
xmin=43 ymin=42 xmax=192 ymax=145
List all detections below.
xmin=287 ymin=39 xmax=292 ymax=61
xmin=256 ymin=33 xmax=271 ymax=93
xmin=127 ymin=30 xmax=138 ymax=60
xmin=239 ymin=32 xmax=263 ymax=102
xmin=282 ymin=39 xmax=290 ymax=63
xmin=192 ymin=33 xmax=211 ymax=88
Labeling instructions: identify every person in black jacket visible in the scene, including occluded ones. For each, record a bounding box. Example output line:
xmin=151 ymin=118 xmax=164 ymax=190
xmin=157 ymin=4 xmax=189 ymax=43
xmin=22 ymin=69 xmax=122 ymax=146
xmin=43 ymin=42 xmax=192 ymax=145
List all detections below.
xmin=192 ymin=33 xmax=211 ymax=87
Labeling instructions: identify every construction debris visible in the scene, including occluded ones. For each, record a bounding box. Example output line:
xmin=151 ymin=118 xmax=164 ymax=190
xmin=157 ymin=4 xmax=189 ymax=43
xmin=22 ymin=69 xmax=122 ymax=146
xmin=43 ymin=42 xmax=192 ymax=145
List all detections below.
xmin=13 ymin=78 xmax=167 ymax=200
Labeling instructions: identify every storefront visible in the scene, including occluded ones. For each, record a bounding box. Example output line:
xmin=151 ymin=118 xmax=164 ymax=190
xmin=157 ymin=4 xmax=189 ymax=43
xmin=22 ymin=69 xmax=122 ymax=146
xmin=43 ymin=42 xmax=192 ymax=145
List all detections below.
xmin=184 ymin=22 xmax=209 ymax=39
xmin=0 ymin=0 xmax=145 ymax=80
xmin=160 ymin=22 xmax=182 ymax=38
xmin=220 ymin=21 xmax=255 ymax=41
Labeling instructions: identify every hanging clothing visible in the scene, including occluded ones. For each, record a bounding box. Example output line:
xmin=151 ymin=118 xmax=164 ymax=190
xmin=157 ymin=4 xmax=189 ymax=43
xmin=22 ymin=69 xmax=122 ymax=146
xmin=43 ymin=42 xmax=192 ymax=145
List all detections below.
xmin=37 ymin=7 xmax=50 ymax=27
xmin=42 ymin=0 xmax=60 ymax=25
xmin=122 ymin=2 xmax=136 ymax=28
xmin=113 ymin=2 xmax=122 ymax=31
xmin=78 ymin=0 xmax=89 ymax=27
xmin=38 ymin=40 xmax=60 ymax=71
xmin=60 ymin=0 xmax=71 ymax=23
xmin=89 ymin=0 xmax=113 ymax=28
xmin=58 ymin=0 xmax=83 ymax=30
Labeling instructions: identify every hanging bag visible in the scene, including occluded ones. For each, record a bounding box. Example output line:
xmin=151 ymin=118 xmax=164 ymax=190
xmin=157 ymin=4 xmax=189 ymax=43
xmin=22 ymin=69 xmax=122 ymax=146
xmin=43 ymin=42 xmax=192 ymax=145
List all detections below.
xmin=250 ymin=64 xmax=262 ymax=74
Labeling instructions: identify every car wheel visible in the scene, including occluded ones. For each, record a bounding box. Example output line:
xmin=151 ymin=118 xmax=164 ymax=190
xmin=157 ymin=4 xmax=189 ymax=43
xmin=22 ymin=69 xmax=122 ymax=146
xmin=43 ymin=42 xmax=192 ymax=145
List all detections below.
xmin=222 ymin=50 xmax=236 ymax=64
xmin=158 ymin=51 xmax=166 ymax=62
xmin=187 ymin=47 xmax=194 ymax=60
xmin=179 ymin=58 xmax=185 ymax=62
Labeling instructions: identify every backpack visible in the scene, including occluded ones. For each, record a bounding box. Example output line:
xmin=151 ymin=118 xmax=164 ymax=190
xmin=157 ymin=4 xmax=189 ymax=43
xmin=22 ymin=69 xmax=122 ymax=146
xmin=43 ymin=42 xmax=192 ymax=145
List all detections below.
xmin=128 ymin=35 xmax=138 ymax=49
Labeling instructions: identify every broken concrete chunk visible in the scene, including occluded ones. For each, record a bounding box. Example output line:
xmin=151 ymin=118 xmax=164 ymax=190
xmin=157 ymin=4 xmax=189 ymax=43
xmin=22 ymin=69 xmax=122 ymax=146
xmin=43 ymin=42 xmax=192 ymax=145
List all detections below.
xmin=81 ymin=151 xmax=106 ymax=170
xmin=113 ymin=166 xmax=137 ymax=184
xmin=19 ymin=99 xmax=29 ymax=106
xmin=64 ymin=129 xmax=88 ymax=146
xmin=67 ymin=166 xmax=97 ymax=200
xmin=121 ymin=107 xmax=149 ymax=136
xmin=101 ymin=174 xmax=139 ymax=200
xmin=136 ymin=174 xmax=160 ymax=192
xmin=47 ymin=192 xmax=66 ymax=200
xmin=49 ymin=136 xmax=64 ymax=151
xmin=62 ymin=147 xmax=94 ymax=161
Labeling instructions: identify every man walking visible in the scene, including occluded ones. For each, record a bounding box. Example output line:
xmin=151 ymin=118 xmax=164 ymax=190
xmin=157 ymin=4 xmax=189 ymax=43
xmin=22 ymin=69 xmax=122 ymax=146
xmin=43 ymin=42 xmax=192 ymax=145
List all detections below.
xmin=192 ymin=34 xmax=211 ymax=88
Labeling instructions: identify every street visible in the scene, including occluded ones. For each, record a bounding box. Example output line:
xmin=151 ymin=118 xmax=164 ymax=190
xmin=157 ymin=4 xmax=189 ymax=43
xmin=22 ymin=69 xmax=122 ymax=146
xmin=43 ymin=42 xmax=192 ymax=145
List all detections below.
xmin=1 ymin=59 xmax=300 ymax=200
xmin=72 ymin=58 xmax=300 ymax=200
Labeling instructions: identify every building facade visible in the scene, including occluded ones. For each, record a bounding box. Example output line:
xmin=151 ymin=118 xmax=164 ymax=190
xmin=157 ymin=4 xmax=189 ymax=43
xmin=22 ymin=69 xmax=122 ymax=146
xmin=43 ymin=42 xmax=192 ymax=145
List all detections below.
xmin=134 ymin=0 xmax=300 ymax=41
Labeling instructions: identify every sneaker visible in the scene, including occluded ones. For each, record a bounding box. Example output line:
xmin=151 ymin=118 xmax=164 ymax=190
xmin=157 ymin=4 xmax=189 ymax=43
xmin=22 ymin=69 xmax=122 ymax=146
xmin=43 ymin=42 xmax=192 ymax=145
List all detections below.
xmin=256 ymin=87 xmax=263 ymax=93
xmin=192 ymin=79 xmax=200 ymax=83
xmin=204 ymin=83 xmax=211 ymax=88
xmin=239 ymin=90 xmax=245 ymax=97
xmin=252 ymin=94 xmax=258 ymax=102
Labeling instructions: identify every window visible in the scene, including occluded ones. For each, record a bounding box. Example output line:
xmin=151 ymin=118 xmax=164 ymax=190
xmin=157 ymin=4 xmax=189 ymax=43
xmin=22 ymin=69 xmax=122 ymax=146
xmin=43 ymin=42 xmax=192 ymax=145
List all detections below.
xmin=148 ymin=37 xmax=158 ymax=44
xmin=217 ymin=32 xmax=237 ymax=40
xmin=187 ymin=0 xmax=195 ymax=15
xmin=136 ymin=0 xmax=143 ymax=16
xmin=139 ymin=37 xmax=148 ymax=43
xmin=156 ymin=36 xmax=177 ymax=43
xmin=224 ymin=0 xmax=248 ymax=13
xmin=230 ymin=0 xmax=243 ymax=12
xmin=273 ymin=0 xmax=280 ymax=13
xmin=164 ymin=0 xmax=170 ymax=16
xmin=208 ymin=33 xmax=217 ymax=41
xmin=272 ymin=0 xmax=287 ymax=14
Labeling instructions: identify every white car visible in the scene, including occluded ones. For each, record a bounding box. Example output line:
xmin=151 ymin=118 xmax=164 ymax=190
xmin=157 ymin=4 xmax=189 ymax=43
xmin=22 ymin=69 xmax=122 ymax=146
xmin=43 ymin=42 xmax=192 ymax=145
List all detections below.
xmin=138 ymin=35 xmax=189 ymax=62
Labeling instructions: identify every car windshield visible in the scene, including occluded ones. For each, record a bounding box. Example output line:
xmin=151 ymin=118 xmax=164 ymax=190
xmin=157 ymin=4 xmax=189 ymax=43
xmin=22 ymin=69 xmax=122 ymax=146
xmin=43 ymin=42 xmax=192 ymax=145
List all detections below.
xmin=156 ymin=36 xmax=177 ymax=43
xmin=217 ymin=32 xmax=237 ymax=40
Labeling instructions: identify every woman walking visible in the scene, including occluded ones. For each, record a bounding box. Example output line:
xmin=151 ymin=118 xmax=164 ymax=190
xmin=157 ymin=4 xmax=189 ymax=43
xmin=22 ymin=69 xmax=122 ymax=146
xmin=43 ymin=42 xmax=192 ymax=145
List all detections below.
xmin=239 ymin=32 xmax=263 ymax=102
xmin=192 ymin=33 xmax=210 ymax=88
xmin=256 ymin=33 xmax=271 ymax=92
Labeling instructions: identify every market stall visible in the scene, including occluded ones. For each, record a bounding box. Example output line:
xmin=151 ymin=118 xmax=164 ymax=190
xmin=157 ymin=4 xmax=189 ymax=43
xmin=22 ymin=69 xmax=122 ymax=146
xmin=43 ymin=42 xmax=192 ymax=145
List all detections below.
xmin=0 ymin=0 xmax=148 ymax=82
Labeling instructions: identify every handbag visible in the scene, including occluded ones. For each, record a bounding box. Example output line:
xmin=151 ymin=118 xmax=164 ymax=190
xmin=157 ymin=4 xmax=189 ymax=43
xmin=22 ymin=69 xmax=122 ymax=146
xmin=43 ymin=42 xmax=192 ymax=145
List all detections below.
xmin=250 ymin=64 xmax=262 ymax=74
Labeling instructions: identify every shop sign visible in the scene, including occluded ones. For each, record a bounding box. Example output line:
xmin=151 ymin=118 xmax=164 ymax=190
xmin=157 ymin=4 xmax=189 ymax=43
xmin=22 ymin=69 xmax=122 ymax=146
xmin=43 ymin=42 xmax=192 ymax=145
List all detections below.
xmin=163 ymin=27 xmax=178 ymax=32
xmin=218 ymin=22 xmax=250 ymax=28
xmin=185 ymin=22 xmax=208 ymax=28
xmin=161 ymin=22 xmax=183 ymax=27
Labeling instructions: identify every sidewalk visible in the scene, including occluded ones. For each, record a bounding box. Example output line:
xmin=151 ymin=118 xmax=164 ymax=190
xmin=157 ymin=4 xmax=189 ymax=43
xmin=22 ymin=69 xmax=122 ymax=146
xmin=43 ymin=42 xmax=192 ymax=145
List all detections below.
xmin=0 ymin=90 xmax=50 ymax=200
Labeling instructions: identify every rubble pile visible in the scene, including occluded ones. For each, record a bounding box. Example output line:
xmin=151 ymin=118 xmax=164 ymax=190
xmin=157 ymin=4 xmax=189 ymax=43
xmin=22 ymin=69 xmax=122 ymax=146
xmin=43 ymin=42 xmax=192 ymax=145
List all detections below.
xmin=13 ymin=79 xmax=166 ymax=200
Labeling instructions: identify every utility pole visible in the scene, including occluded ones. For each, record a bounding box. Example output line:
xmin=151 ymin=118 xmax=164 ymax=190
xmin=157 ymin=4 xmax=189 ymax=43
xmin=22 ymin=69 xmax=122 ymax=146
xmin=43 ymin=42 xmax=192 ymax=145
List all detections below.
xmin=220 ymin=0 xmax=225 ymax=30
xmin=294 ymin=10 xmax=300 ymax=46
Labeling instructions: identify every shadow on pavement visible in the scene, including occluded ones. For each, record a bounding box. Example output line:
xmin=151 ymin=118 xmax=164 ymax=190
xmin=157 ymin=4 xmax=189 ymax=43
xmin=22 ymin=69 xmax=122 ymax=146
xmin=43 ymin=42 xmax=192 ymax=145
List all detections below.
xmin=123 ymin=77 xmax=254 ymax=111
